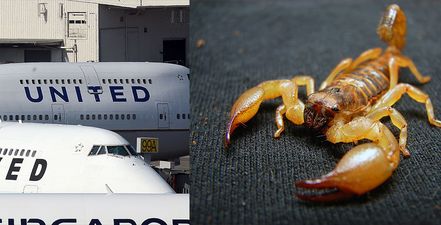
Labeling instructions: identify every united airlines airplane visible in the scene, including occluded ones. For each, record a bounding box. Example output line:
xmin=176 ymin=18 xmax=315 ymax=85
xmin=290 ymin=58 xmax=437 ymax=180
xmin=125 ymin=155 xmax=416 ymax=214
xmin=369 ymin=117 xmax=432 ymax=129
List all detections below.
xmin=0 ymin=123 xmax=189 ymax=225
xmin=0 ymin=62 xmax=189 ymax=160
xmin=0 ymin=122 xmax=173 ymax=193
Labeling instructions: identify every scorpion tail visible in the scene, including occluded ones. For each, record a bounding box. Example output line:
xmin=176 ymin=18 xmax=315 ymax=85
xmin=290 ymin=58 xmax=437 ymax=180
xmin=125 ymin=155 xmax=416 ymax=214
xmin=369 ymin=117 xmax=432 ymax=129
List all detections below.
xmin=377 ymin=4 xmax=407 ymax=50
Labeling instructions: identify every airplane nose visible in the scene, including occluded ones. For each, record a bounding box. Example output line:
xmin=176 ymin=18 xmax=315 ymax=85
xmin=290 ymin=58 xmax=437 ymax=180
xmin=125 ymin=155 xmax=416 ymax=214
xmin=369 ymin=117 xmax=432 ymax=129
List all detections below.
xmin=103 ymin=157 xmax=174 ymax=194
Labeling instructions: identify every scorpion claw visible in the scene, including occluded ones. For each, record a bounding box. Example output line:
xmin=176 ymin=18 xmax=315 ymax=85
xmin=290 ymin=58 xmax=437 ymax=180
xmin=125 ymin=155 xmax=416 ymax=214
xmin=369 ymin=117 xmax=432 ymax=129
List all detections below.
xmin=295 ymin=177 xmax=336 ymax=189
xmin=295 ymin=190 xmax=354 ymax=202
xmin=225 ymin=117 xmax=238 ymax=148
xmin=225 ymin=119 xmax=234 ymax=148
xmin=225 ymin=133 xmax=231 ymax=148
xmin=225 ymin=87 xmax=265 ymax=147
xmin=295 ymin=177 xmax=354 ymax=202
xmin=295 ymin=143 xmax=397 ymax=202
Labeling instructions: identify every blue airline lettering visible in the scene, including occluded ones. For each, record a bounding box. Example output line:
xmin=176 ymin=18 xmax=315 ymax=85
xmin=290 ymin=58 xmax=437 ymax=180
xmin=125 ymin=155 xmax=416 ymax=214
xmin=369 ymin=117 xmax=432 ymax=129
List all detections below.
xmin=30 ymin=159 xmax=47 ymax=181
xmin=25 ymin=87 xmax=43 ymax=103
xmin=87 ymin=86 xmax=102 ymax=102
xmin=6 ymin=158 xmax=23 ymax=180
xmin=132 ymin=86 xmax=150 ymax=102
xmin=75 ymin=86 xmax=83 ymax=102
xmin=23 ymin=219 xmax=45 ymax=225
xmin=114 ymin=219 xmax=135 ymax=225
xmin=109 ymin=86 xmax=127 ymax=102
xmin=53 ymin=219 xmax=76 ymax=225
xmin=141 ymin=218 xmax=166 ymax=225
xmin=89 ymin=219 xmax=103 ymax=225
xmin=24 ymin=86 xmax=150 ymax=103
xmin=0 ymin=218 xmax=190 ymax=225
xmin=1 ymin=158 xmax=47 ymax=181
xmin=49 ymin=87 xmax=69 ymax=102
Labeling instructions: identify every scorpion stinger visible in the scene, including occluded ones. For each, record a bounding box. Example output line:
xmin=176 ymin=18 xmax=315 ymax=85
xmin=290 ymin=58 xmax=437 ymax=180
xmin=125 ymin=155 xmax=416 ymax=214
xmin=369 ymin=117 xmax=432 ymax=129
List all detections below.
xmin=377 ymin=4 xmax=406 ymax=50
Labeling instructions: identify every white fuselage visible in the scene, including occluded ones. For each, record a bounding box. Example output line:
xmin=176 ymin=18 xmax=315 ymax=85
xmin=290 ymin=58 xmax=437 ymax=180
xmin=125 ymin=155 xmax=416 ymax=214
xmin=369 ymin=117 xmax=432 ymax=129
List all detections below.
xmin=0 ymin=62 xmax=190 ymax=160
xmin=0 ymin=193 xmax=190 ymax=225
xmin=0 ymin=122 xmax=173 ymax=194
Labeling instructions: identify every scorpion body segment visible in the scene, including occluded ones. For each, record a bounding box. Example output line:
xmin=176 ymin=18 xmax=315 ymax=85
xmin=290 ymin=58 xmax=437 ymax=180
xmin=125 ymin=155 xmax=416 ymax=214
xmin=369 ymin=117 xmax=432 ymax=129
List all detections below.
xmin=304 ymin=53 xmax=392 ymax=130
xmin=327 ymin=54 xmax=391 ymax=109
xmin=225 ymin=4 xmax=441 ymax=202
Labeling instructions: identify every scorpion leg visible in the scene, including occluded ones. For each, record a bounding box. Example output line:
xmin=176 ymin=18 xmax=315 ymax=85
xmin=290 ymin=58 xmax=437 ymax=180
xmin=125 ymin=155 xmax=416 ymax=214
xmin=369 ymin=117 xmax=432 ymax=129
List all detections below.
xmin=274 ymin=104 xmax=287 ymax=138
xmin=366 ymin=106 xmax=409 ymax=157
xmin=293 ymin=76 xmax=315 ymax=96
xmin=347 ymin=48 xmax=382 ymax=71
xmin=388 ymin=57 xmax=400 ymax=89
xmin=319 ymin=58 xmax=352 ymax=90
xmin=275 ymin=76 xmax=315 ymax=138
xmin=226 ymin=76 xmax=314 ymax=146
xmin=388 ymin=55 xmax=431 ymax=89
xmin=296 ymin=117 xmax=400 ymax=202
xmin=319 ymin=48 xmax=382 ymax=90
xmin=397 ymin=56 xmax=432 ymax=84
xmin=371 ymin=83 xmax=441 ymax=127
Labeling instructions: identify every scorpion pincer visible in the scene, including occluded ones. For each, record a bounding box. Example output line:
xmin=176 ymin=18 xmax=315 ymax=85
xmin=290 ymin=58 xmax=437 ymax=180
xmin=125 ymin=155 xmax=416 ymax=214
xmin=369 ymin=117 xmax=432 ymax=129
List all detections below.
xmin=225 ymin=4 xmax=441 ymax=202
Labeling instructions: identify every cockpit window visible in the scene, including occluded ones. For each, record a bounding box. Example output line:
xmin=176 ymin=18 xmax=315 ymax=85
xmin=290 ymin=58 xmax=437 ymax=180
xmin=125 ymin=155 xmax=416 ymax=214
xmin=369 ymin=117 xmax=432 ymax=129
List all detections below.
xmin=88 ymin=145 xmax=137 ymax=157
xmin=97 ymin=146 xmax=107 ymax=155
xmin=88 ymin=145 xmax=100 ymax=156
xmin=107 ymin=146 xmax=129 ymax=156
xmin=125 ymin=145 xmax=137 ymax=156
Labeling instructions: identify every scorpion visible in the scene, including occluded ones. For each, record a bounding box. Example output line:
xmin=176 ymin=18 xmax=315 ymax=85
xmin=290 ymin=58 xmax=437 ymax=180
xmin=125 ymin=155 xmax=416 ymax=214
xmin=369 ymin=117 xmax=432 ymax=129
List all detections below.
xmin=225 ymin=4 xmax=441 ymax=202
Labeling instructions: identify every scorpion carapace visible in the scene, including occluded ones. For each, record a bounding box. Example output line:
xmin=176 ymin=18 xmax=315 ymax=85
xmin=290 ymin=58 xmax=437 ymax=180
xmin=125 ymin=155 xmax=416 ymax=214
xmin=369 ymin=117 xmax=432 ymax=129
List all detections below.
xmin=225 ymin=4 xmax=441 ymax=202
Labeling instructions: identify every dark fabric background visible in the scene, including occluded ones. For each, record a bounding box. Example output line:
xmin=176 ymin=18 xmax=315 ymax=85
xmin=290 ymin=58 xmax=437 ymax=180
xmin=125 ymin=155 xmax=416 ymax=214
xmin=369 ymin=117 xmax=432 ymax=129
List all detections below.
xmin=189 ymin=1 xmax=441 ymax=224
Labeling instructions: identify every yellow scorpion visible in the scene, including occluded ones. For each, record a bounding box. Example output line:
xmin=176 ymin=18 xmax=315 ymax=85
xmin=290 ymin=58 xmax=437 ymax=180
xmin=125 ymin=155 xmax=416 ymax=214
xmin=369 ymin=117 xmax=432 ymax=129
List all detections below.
xmin=225 ymin=4 xmax=441 ymax=201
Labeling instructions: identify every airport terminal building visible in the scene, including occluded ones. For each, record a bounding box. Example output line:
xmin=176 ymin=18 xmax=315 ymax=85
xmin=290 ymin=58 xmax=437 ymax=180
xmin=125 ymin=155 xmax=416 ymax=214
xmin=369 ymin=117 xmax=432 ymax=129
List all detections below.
xmin=0 ymin=0 xmax=188 ymax=65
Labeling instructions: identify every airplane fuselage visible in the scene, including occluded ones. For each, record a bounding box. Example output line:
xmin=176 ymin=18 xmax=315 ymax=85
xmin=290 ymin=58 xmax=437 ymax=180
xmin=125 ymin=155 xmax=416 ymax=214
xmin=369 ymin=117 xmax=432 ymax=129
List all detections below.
xmin=0 ymin=193 xmax=189 ymax=225
xmin=0 ymin=62 xmax=190 ymax=160
xmin=0 ymin=122 xmax=174 ymax=194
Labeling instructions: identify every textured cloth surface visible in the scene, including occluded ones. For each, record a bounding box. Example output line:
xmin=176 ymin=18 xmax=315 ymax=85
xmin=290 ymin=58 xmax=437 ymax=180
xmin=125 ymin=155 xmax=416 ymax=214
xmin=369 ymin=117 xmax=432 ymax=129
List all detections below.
xmin=190 ymin=1 xmax=441 ymax=224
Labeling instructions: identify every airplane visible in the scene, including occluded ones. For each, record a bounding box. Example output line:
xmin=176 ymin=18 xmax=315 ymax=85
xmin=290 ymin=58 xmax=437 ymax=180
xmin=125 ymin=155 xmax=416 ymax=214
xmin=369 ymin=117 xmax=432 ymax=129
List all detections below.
xmin=0 ymin=193 xmax=190 ymax=225
xmin=0 ymin=62 xmax=190 ymax=160
xmin=0 ymin=121 xmax=174 ymax=194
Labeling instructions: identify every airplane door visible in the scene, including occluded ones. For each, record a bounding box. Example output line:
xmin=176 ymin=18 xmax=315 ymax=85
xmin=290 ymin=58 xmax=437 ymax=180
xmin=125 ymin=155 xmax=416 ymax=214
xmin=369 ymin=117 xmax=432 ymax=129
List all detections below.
xmin=52 ymin=104 xmax=65 ymax=124
xmin=157 ymin=103 xmax=170 ymax=128
xmin=80 ymin=65 xmax=103 ymax=94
